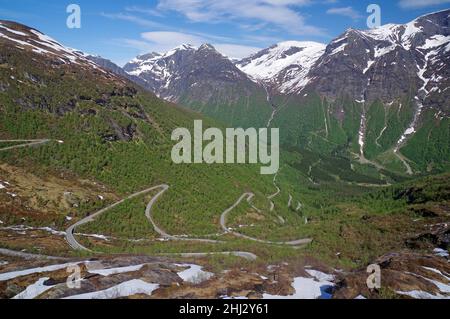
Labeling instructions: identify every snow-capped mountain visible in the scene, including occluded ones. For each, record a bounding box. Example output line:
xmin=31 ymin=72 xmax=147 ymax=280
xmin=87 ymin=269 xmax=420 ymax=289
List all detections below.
xmin=305 ymin=9 xmax=450 ymax=110
xmin=86 ymin=55 xmax=149 ymax=89
xmin=236 ymin=41 xmax=326 ymax=94
xmin=0 ymin=20 xmax=110 ymax=74
xmin=122 ymin=9 xmax=449 ymax=111
xmin=123 ymin=43 xmax=262 ymax=105
xmin=123 ymin=52 xmax=162 ymax=76
xmin=0 ymin=13 xmax=448 ymax=174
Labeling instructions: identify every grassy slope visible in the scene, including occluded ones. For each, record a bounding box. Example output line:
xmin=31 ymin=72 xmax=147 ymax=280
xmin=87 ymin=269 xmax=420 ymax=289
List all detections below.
xmin=269 ymin=92 xmax=449 ymax=174
xmin=1 ymin=35 xmax=448 ymax=270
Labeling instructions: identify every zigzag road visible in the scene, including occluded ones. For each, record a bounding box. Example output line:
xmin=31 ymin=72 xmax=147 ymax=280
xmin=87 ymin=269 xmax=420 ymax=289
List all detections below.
xmin=144 ymin=185 xmax=221 ymax=244
xmin=219 ymin=193 xmax=313 ymax=246
xmin=0 ymin=139 xmax=256 ymax=260
xmin=66 ymin=185 xmax=259 ymax=260
xmin=65 ymin=185 xmax=171 ymax=251
xmin=1 ymin=138 xmax=308 ymax=259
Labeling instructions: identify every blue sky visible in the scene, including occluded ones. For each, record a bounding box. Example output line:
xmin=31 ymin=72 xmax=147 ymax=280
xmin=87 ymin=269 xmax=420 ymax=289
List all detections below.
xmin=1 ymin=0 xmax=449 ymax=65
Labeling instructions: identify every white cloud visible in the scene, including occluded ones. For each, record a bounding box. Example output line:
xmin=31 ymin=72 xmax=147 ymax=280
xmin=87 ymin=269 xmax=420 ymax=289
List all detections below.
xmin=125 ymin=6 xmax=164 ymax=17
xmin=213 ymin=44 xmax=261 ymax=58
xmin=121 ymin=31 xmax=261 ymax=59
xmin=326 ymin=7 xmax=362 ymax=20
xmin=100 ymin=12 xmax=165 ymax=28
xmin=157 ymin=0 xmax=326 ymax=36
xmin=117 ymin=38 xmax=156 ymax=52
xmin=398 ymin=0 xmax=450 ymax=8
xmin=141 ymin=31 xmax=205 ymax=50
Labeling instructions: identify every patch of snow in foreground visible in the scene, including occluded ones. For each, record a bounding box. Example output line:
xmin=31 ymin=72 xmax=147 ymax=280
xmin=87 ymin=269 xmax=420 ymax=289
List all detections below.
xmin=434 ymin=248 xmax=449 ymax=258
xmin=13 ymin=277 xmax=53 ymax=299
xmin=0 ymin=182 xmax=6 ymax=189
xmin=405 ymin=270 xmax=450 ymax=295
xmin=87 ymin=263 xmax=145 ymax=276
xmin=355 ymin=295 xmax=367 ymax=299
xmin=2 ymin=225 xmax=65 ymax=236
xmin=396 ymin=290 xmax=450 ymax=299
xmin=305 ymin=269 xmax=335 ymax=282
xmin=263 ymin=270 xmax=334 ymax=299
xmin=422 ymin=267 xmax=450 ymax=281
xmin=221 ymin=295 xmax=248 ymax=299
xmin=263 ymin=277 xmax=334 ymax=299
xmin=176 ymin=264 xmax=214 ymax=284
xmin=0 ymin=261 xmax=8 ymax=266
xmin=0 ymin=262 xmax=80 ymax=281
xmin=64 ymin=279 xmax=159 ymax=299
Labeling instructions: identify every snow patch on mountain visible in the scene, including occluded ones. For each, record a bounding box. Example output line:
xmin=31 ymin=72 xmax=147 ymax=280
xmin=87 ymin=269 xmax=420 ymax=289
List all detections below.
xmin=0 ymin=21 xmax=105 ymax=71
xmin=126 ymin=45 xmax=196 ymax=77
xmin=236 ymin=41 xmax=325 ymax=93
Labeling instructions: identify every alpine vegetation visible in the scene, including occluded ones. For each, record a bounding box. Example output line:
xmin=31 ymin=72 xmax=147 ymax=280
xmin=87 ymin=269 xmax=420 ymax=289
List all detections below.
xmin=171 ymin=120 xmax=279 ymax=175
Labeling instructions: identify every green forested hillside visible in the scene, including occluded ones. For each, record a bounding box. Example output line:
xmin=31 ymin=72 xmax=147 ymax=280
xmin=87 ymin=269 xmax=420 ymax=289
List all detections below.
xmin=0 ymin=22 xmax=448 ymax=270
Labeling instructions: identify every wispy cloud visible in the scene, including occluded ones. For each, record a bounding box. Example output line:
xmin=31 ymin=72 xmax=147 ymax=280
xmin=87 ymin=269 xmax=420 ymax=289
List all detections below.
xmin=140 ymin=31 xmax=262 ymax=58
xmin=141 ymin=31 xmax=205 ymax=49
xmin=100 ymin=12 xmax=165 ymax=28
xmin=213 ymin=44 xmax=262 ymax=58
xmin=326 ymin=7 xmax=362 ymax=20
xmin=125 ymin=6 xmax=164 ymax=17
xmin=117 ymin=31 xmax=261 ymax=59
xmin=156 ymin=0 xmax=326 ymax=36
xmin=398 ymin=0 xmax=450 ymax=8
xmin=114 ymin=38 xmax=156 ymax=52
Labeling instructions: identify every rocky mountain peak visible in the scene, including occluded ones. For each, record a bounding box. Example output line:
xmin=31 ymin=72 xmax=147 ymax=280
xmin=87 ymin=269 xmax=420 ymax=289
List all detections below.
xmin=122 ymin=42 xmax=256 ymax=102
xmin=236 ymin=40 xmax=326 ymax=93
xmin=305 ymin=9 xmax=450 ymax=108
xmin=198 ymin=43 xmax=216 ymax=51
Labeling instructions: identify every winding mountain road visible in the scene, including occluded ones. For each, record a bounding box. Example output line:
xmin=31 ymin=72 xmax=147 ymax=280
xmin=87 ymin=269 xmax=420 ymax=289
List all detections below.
xmin=66 ymin=184 xmax=172 ymax=251
xmin=219 ymin=193 xmax=313 ymax=246
xmin=64 ymin=183 xmax=255 ymax=260
xmin=144 ymin=185 xmax=222 ymax=244
xmin=0 ymin=138 xmax=258 ymax=260
xmin=394 ymin=150 xmax=413 ymax=175
xmin=0 ymin=139 xmax=53 ymax=152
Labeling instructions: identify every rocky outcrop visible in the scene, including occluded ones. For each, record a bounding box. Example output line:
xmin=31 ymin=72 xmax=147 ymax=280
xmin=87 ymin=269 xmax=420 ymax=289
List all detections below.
xmin=123 ymin=44 xmax=261 ymax=104
xmin=305 ymin=10 xmax=450 ymax=112
xmin=333 ymin=251 xmax=450 ymax=299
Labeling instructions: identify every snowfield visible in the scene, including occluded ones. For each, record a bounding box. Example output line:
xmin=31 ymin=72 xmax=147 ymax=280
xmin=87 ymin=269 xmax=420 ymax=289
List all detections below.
xmin=263 ymin=269 xmax=334 ymax=299
xmin=176 ymin=264 xmax=214 ymax=284
xmin=64 ymin=279 xmax=159 ymax=299
xmin=236 ymin=41 xmax=325 ymax=93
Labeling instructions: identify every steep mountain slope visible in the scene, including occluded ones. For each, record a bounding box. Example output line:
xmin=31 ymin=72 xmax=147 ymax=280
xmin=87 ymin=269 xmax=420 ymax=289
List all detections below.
xmin=295 ymin=10 xmax=450 ymax=173
xmin=120 ymin=11 xmax=448 ymax=175
xmin=305 ymin=9 xmax=450 ymax=107
xmin=257 ymin=10 xmax=449 ymax=174
xmin=123 ymin=44 xmax=270 ymax=128
xmin=236 ymin=41 xmax=326 ymax=94
xmin=0 ymin=20 xmax=286 ymax=242
xmin=1 ymin=20 xmax=449 ymax=300
xmin=86 ymin=54 xmax=149 ymax=90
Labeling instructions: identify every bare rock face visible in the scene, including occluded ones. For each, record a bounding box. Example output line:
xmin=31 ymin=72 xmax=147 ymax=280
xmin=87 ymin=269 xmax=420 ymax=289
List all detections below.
xmin=123 ymin=44 xmax=259 ymax=104
xmin=333 ymin=252 xmax=450 ymax=299
xmin=86 ymin=55 xmax=149 ymax=90
xmin=305 ymin=10 xmax=450 ymax=112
